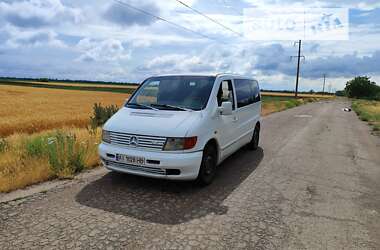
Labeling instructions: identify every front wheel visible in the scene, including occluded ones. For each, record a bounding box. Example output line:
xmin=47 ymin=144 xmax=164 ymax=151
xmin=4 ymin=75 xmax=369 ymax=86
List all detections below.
xmin=197 ymin=144 xmax=217 ymax=186
xmin=248 ymin=125 xmax=260 ymax=151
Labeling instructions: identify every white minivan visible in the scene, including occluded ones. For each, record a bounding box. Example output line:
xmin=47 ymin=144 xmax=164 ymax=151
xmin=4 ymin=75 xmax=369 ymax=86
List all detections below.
xmin=99 ymin=74 xmax=261 ymax=185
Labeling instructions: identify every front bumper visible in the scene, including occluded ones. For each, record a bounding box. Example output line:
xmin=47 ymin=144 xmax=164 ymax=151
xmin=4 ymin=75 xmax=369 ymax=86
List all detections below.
xmin=98 ymin=143 xmax=203 ymax=180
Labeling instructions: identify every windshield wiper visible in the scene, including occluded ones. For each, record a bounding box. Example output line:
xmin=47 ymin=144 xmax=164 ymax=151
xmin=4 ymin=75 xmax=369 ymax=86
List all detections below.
xmin=126 ymin=103 xmax=158 ymax=110
xmin=151 ymin=104 xmax=193 ymax=111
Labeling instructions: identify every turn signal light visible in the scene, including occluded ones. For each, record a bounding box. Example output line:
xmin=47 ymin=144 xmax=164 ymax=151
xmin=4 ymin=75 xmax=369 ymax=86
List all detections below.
xmin=183 ymin=137 xmax=197 ymax=150
xmin=164 ymin=137 xmax=198 ymax=151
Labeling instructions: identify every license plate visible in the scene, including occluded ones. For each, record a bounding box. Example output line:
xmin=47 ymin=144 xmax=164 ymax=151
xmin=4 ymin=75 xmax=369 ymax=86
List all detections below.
xmin=116 ymin=154 xmax=145 ymax=166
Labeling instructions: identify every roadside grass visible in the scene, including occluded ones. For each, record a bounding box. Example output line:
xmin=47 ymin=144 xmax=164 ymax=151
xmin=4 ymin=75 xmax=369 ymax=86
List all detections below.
xmin=352 ymin=100 xmax=380 ymax=133
xmin=261 ymin=91 xmax=334 ymax=98
xmin=0 ymin=128 xmax=100 ymax=192
xmin=261 ymin=96 xmax=322 ymax=116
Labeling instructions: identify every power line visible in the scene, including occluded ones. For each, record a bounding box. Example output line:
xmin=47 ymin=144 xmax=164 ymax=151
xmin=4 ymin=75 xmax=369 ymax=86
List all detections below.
xmin=113 ymin=0 xmax=224 ymax=43
xmin=173 ymin=0 xmax=243 ymax=37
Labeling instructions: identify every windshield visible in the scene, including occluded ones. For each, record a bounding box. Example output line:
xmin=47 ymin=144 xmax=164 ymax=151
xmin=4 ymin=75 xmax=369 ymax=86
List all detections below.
xmin=126 ymin=76 xmax=216 ymax=111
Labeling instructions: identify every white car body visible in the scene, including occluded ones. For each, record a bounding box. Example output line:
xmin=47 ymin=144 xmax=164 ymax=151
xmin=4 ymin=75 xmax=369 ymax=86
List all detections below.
xmin=99 ymin=74 xmax=261 ymax=181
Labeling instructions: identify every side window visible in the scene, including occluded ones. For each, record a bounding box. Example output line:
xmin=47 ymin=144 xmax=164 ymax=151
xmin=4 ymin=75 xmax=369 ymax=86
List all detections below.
xmin=251 ymin=80 xmax=261 ymax=103
xmin=217 ymin=80 xmax=235 ymax=110
xmin=235 ymin=79 xmax=254 ymax=108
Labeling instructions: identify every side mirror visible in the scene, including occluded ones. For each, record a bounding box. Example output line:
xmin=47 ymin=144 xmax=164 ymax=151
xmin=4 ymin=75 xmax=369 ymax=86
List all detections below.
xmin=219 ymin=102 xmax=233 ymax=116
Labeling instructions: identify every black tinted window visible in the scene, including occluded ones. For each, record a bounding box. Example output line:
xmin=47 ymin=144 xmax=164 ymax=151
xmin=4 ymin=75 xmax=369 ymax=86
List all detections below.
xmin=252 ymin=80 xmax=261 ymax=102
xmin=127 ymin=76 xmax=216 ymax=111
xmin=235 ymin=79 xmax=253 ymax=108
xmin=235 ymin=79 xmax=261 ymax=108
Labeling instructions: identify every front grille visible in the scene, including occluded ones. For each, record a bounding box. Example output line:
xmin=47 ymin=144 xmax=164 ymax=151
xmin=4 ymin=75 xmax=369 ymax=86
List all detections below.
xmin=109 ymin=131 xmax=166 ymax=150
xmin=105 ymin=160 xmax=166 ymax=175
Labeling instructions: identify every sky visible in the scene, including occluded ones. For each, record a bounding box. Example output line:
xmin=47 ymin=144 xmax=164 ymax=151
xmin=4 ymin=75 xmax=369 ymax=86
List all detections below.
xmin=0 ymin=0 xmax=379 ymax=91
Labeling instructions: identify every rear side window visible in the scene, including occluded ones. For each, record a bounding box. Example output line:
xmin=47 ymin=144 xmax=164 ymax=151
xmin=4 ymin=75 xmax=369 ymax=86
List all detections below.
xmin=252 ymin=80 xmax=261 ymax=102
xmin=235 ymin=79 xmax=260 ymax=108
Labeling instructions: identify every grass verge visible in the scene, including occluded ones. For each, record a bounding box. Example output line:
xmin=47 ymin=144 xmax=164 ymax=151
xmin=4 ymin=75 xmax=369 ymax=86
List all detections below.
xmin=0 ymin=128 xmax=100 ymax=192
xmin=261 ymin=96 xmax=322 ymax=116
xmin=352 ymin=100 xmax=380 ymax=133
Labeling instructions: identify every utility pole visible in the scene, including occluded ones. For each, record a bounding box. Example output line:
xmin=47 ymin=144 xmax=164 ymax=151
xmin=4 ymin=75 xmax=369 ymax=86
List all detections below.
xmin=322 ymin=74 xmax=326 ymax=95
xmin=291 ymin=40 xmax=305 ymax=98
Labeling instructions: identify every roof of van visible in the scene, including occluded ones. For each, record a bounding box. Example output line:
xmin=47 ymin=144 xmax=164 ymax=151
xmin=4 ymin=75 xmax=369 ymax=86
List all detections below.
xmin=149 ymin=73 xmax=255 ymax=79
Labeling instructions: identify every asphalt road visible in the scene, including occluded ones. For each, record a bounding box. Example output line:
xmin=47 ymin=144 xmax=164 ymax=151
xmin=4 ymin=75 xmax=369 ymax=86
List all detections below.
xmin=1 ymin=99 xmax=380 ymax=249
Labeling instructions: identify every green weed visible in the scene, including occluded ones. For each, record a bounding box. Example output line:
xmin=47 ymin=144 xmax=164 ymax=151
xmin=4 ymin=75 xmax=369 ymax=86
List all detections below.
xmin=24 ymin=135 xmax=48 ymax=157
xmin=46 ymin=131 xmax=86 ymax=178
xmin=90 ymin=103 xmax=119 ymax=129
xmin=0 ymin=138 xmax=8 ymax=153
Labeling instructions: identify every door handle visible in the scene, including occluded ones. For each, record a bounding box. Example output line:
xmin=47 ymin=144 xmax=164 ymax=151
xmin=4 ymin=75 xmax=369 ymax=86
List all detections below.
xmin=233 ymin=116 xmax=238 ymax=122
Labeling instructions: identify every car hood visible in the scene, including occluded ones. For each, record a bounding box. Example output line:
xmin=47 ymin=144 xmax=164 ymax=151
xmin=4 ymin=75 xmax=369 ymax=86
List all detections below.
xmin=103 ymin=107 xmax=202 ymax=137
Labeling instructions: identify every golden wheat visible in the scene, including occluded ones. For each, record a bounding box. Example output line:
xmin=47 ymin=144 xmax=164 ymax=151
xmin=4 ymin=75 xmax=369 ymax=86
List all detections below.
xmin=0 ymin=85 xmax=129 ymax=137
xmin=19 ymin=80 xmax=139 ymax=89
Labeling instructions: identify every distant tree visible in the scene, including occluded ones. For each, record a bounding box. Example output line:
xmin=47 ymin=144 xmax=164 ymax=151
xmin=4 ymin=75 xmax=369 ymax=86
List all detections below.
xmin=344 ymin=76 xmax=380 ymax=99
xmin=39 ymin=78 xmax=49 ymax=82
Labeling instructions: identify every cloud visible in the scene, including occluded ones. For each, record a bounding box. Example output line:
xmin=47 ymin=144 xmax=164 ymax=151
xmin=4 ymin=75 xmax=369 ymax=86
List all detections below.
xmin=243 ymin=0 xmax=380 ymax=10
xmin=137 ymin=41 xmax=380 ymax=83
xmin=0 ymin=0 xmax=82 ymax=28
xmin=254 ymin=43 xmax=380 ymax=79
xmin=5 ymin=27 xmax=65 ymax=48
xmin=301 ymin=51 xmax=380 ymax=78
xmin=76 ymin=38 xmax=131 ymax=63
xmin=103 ymin=1 xmax=160 ymax=27
xmin=137 ymin=53 xmax=217 ymax=75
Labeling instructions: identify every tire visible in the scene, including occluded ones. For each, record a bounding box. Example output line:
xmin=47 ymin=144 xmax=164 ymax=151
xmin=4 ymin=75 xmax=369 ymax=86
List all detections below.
xmin=248 ymin=125 xmax=260 ymax=151
xmin=197 ymin=144 xmax=217 ymax=186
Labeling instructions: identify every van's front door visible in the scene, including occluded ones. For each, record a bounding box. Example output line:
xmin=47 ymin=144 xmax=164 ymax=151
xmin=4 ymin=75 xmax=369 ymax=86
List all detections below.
xmin=215 ymin=79 xmax=240 ymax=160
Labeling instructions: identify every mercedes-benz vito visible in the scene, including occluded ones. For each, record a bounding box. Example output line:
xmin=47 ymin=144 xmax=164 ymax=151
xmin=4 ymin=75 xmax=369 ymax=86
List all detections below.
xmin=99 ymin=74 xmax=261 ymax=185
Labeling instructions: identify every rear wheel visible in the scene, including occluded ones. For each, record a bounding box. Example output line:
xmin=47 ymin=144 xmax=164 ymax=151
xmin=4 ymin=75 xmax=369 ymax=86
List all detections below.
xmin=248 ymin=125 xmax=260 ymax=150
xmin=197 ymin=144 xmax=217 ymax=186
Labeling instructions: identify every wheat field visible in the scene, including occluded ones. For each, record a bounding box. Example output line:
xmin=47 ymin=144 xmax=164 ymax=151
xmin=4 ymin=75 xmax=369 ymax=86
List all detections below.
xmin=0 ymin=85 xmax=129 ymax=137
xmin=17 ymin=80 xmax=139 ymax=89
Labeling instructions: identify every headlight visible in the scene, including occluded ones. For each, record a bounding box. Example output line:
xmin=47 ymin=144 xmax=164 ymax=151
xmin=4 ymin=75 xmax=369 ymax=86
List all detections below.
xmin=102 ymin=130 xmax=111 ymax=143
xmin=163 ymin=137 xmax=197 ymax=151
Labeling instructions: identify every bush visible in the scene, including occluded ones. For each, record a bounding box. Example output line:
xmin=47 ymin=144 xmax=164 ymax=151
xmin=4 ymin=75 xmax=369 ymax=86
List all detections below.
xmin=335 ymin=90 xmax=345 ymax=96
xmin=0 ymin=138 xmax=8 ymax=153
xmin=90 ymin=103 xmax=119 ymax=129
xmin=24 ymin=135 xmax=49 ymax=157
xmin=375 ymin=92 xmax=380 ymax=101
xmin=345 ymin=76 xmax=380 ymax=99
xmin=46 ymin=131 xmax=86 ymax=178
